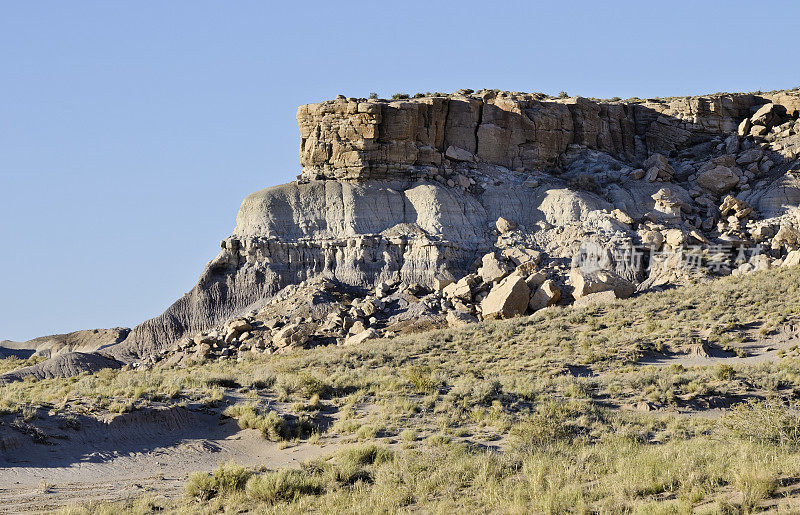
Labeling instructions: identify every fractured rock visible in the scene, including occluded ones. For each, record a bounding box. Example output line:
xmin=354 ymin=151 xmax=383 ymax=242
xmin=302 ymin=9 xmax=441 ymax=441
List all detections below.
xmin=570 ymin=268 xmax=635 ymax=299
xmin=529 ymin=279 xmax=561 ymax=311
xmin=496 ymin=217 xmax=517 ymax=234
xmin=481 ymin=276 xmax=531 ymax=320
xmin=446 ymin=310 xmax=479 ymax=328
xmin=696 ymin=166 xmax=739 ymax=195
xmin=479 ymin=253 xmax=511 ymax=283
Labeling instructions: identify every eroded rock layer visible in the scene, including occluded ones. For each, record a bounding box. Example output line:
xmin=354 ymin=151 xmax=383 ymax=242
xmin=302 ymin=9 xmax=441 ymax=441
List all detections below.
xmin=4 ymin=87 xmax=800 ymax=376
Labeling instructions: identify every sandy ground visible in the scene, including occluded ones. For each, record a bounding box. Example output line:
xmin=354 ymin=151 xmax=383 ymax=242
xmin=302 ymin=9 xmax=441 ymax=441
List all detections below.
xmin=0 ymin=407 xmax=339 ymax=513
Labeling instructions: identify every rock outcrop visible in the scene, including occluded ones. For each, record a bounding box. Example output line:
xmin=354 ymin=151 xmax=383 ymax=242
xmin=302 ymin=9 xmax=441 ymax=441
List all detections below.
xmin=3 ymin=87 xmax=800 ymax=379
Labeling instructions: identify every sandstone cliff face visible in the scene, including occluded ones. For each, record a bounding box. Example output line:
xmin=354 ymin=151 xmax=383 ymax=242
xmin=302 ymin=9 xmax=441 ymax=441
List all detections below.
xmin=5 ymin=87 xmax=800 ymax=375
xmin=110 ymin=88 xmax=800 ymax=362
xmin=298 ymin=93 xmax=767 ymax=180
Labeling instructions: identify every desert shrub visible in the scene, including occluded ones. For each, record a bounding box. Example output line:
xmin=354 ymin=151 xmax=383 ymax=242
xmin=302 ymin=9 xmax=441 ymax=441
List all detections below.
xmin=558 ymin=91 xmax=569 ymax=98
xmin=722 ymin=399 xmax=800 ymax=447
xmin=510 ymin=402 xmax=586 ymax=451
xmin=391 ymin=93 xmax=409 ymax=100
xmin=368 ymin=92 xmax=378 ymax=99
xmin=245 ymin=469 xmax=323 ymax=504
xmin=405 ymin=365 xmax=436 ymax=393
xmin=203 ymin=375 xmax=239 ymax=388
xmin=185 ymin=461 xmax=251 ymax=500
xmin=732 ymin=460 xmax=777 ymax=511
xmin=338 ymin=444 xmax=393 ymax=467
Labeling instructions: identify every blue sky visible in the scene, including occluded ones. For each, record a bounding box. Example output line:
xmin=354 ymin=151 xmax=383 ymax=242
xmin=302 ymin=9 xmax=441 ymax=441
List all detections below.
xmin=1 ymin=0 xmax=798 ymax=341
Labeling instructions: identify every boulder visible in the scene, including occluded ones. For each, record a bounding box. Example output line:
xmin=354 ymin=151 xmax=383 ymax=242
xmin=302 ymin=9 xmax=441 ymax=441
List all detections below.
xmin=651 ymin=188 xmax=685 ymax=218
xmin=640 ymin=230 xmax=664 ymax=249
xmin=783 ymin=250 xmax=800 ymax=268
xmin=479 ymin=253 xmax=511 ymax=283
xmin=750 ymin=225 xmax=775 ymax=242
xmin=445 ymin=145 xmax=475 ymax=162
xmin=570 ymin=269 xmax=635 ymax=299
xmin=502 ymin=247 xmax=542 ymax=267
xmin=643 ymin=153 xmax=674 ymax=180
xmin=496 ymin=217 xmax=517 ymax=233
xmin=344 ymin=328 xmax=379 ymax=346
xmin=272 ymin=323 xmax=309 ymax=349
xmin=719 ymin=195 xmax=753 ymax=219
xmin=524 ymin=271 xmax=548 ymax=291
xmin=736 ymin=148 xmax=763 ymax=166
xmin=572 ymin=290 xmax=618 ymax=308
xmin=751 ymin=103 xmax=785 ymax=127
xmin=480 ymin=276 xmax=531 ymax=320
xmin=774 ymin=225 xmax=800 ymax=248
xmin=611 ymin=209 xmax=634 ymax=225
xmin=529 ymin=279 xmax=561 ymax=311
xmin=696 ymin=166 xmax=739 ymax=195
xmin=226 ymin=319 xmax=252 ymax=333
xmin=446 ymin=310 xmax=479 ymax=328
xmin=737 ymin=117 xmax=752 ymax=137
xmin=663 ymin=228 xmax=686 ymax=248
xmin=443 ymin=275 xmax=475 ymax=301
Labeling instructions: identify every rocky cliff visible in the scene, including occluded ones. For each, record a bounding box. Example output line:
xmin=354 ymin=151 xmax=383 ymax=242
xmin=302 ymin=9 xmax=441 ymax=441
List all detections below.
xmin=3 ymin=87 xmax=800 ymax=380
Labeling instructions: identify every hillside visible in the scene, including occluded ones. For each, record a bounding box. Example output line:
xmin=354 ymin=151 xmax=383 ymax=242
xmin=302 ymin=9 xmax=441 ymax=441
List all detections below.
xmin=3 ymin=267 xmax=800 ymax=511
xmin=3 ymin=87 xmax=800 ymax=512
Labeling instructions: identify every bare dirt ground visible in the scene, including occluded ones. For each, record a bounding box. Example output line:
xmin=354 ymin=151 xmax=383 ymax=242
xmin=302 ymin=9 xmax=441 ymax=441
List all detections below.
xmin=0 ymin=407 xmax=340 ymax=513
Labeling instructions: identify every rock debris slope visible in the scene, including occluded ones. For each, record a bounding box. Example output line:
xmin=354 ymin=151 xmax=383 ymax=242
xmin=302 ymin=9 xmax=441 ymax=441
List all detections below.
xmin=3 ymin=87 xmax=800 ymax=379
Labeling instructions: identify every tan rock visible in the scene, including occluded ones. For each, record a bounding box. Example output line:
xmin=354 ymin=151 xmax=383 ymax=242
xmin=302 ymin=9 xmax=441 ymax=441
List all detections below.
xmin=719 ymin=195 xmax=753 ymax=219
xmin=272 ymin=323 xmax=309 ymax=349
xmin=446 ymin=310 xmax=478 ymax=328
xmin=696 ymin=166 xmax=739 ymax=195
xmin=640 ymin=230 xmax=664 ymax=249
xmin=502 ymin=247 xmax=542 ymax=267
xmin=481 ymin=276 xmax=531 ymax=320
xmin=529 ymin=279 xmax=561 ymax=311
xmin=496 ymin=217 xmax=517 ymax=234
xmin=479 ymin=253 xmax=511 ymax=283
xmin=663 ymin=228 xmax=686 ymax=248
xmin=524 ymin=271 xmax=548 ymax=291
xmin=573 ymin=290 xmax=618 ymax=308
xmin=782 ymin=250 xmax=800 ymax=268
xmin=570 ymin=268 xmax=634 ymax=299
xmin=611 ymin=209 xmax=634 ymax=225
xmin=344 ymin=328 xmax=379 ymax=346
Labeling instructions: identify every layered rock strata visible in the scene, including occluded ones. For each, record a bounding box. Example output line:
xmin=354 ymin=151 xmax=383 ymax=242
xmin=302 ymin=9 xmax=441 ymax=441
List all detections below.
xmin=3 ymin=87 xmax=800 ymax=379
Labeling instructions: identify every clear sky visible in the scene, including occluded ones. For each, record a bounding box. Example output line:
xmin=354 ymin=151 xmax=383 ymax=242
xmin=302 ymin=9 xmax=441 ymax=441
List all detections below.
xmin=1 ymin=1 xmax=798 ymax=341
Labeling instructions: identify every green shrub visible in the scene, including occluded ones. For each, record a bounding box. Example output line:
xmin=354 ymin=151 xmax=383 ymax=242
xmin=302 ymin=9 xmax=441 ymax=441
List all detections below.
xmin=185 ymin=461 xmax=251 ymax=500
xmin=245 ymin=469 xmax=323 ymax=504
xmin=723 ymin=399 xmax=800 ymax=447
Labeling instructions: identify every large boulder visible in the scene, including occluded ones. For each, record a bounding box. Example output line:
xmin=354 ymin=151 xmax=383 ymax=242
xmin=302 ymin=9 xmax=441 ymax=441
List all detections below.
xmin=272 ymin=323 xmax=310 ymax=349
xmin=343 ymin=328 xmax=379 ymax=346
xmin=478 ymin=252 xmax=511 ymax=283
xmin=573 ymin=290 xmax=618 ymax=308
xmin=480 ymin=276 xmax=531 ymax=320
xmin=751 ymin=103 xmax=786 ymax=128
xmin=570 ymin=269 xmax=635 ymax=299
xmin=529 ymin=279 xmax=561 ymax=311
xmin=696 ymin=166 xmax=739 ymax=195
xmin=446 ymin=310 xmax=479 ymax=328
